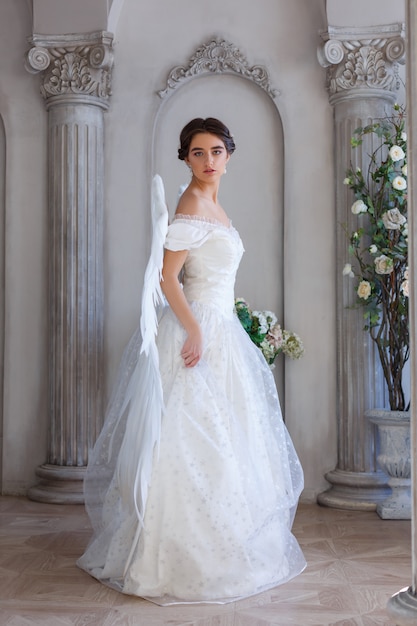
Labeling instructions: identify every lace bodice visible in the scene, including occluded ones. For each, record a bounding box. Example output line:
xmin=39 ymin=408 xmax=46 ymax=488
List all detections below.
xmin=164 ymin=215 xmax=244 ymax=318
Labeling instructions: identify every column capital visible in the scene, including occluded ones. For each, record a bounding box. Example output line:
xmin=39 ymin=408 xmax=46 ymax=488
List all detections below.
xmin=25 ymin=31 xmax=114 ymax=109
xmin=318 ymin=23 xmax=405 ymax=104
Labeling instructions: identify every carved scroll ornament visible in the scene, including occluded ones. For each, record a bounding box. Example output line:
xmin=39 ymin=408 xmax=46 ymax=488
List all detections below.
xmin=26 ymin=33 xmax=114 ymax=104
xmin=318 ymin=30 xmax=405 ymax=96
xmin=159 ymin=38 xmax=278 ymax=99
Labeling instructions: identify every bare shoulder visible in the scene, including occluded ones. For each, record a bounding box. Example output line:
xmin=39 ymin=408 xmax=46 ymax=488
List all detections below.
xmin=175 ymin=188 xmax=206 ymax=217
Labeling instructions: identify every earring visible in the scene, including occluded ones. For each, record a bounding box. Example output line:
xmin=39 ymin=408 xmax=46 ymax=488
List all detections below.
xmin=224 ymin=167 xmax=227 ymax=174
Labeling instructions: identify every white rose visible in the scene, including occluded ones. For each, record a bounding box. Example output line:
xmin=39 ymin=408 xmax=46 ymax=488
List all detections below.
xmin=264 ymin=310 xmax=277 ymax=327
xmin=402 ymin=164 xmax=407 ymax=177
xmin=401 ymin=279 xmax=409 ymax=297
xmin=389 ymin=145 xmax=405 ymax=162
xmin=382 ymin=208 xmax=407 ymax=230
xmin=342 ymin=263 xmax=354 ymax=277
xmin=401 ymin=131 xmax=407 ymax=142
xmin=357 ymin=280 xmax=372 ymax=300
xmin=392 ymin=176 xmax=407 ymax=191
xmin=351 ymin=199 xmax=367 ymax=215
xmin=253 ymin=311 xmax=268 ymax=334
xmin=374 ymin=254 xmax=394 ymax=275
xmin=369 ymin=244 xmax=378 ymax=254
xmin=343 ymin=177 xmax=351 ymax=185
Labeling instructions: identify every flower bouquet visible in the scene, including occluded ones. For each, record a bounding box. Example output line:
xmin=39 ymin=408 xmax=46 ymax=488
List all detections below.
xmin=342 ymin=104 xmax=409 ymax=410
xmin=235 ymin=298 xmax=304 ymax=365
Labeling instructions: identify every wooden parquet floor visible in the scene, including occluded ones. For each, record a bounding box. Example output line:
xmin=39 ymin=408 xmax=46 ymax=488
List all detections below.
xmin=0 ymin=496 xmax=411 ymax=625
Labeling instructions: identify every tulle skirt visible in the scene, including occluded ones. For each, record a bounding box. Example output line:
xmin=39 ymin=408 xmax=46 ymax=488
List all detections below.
xmin=77 ymin=302 xmax=306 ymax=605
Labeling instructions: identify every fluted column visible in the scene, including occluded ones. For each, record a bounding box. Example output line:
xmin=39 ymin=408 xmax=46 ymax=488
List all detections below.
xmin=317 ymin=24 xmax=406 ymax=509
xmin=25 ymin=32 xmax=113 ymax=503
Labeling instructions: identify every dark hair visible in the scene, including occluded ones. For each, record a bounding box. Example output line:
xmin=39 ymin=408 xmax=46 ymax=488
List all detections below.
xmin=178 ymin=117 xmax=236 ymax=160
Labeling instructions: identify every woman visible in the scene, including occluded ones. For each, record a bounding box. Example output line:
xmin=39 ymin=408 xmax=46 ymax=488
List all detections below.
xmin=78 ymin=117 xmax=306 ymax=605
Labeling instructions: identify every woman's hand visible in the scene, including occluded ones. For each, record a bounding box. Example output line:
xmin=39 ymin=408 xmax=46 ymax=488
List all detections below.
xmin=181 ymin=327 xmax=203 ymax=368
xmin=160 ymin=249 xmax=203 ymax=368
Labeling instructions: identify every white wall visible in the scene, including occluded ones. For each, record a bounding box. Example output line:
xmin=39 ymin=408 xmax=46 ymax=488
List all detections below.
xmin=327 ymin=0 xmax=405 ymax=27
xmin=0 ymin=0 xmax=48 ymax=493
xmin=32 ymin=0 xmax=109 ymax=33
xmin=0 ymin=0 xmax=354 ymax=500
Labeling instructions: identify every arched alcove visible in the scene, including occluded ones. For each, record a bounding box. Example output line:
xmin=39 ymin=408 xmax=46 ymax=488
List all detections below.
xmin=152 ymin=66 xmax=286 ymax=400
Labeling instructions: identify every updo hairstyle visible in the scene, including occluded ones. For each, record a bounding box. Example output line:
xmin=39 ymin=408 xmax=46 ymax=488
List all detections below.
xmin=178 ymin=117 xmax=236 ymax=161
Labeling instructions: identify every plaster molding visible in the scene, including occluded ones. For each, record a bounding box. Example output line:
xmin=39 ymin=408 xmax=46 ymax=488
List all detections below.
xmin=158 ymin=37 xmax=278 ymax=100
xmin=26 ymin=31 xmax=114 ymax=105
xmin=324 ymin=23 xmax=405 ymax=42
xmin=318 ymin=24 xmax=405 ymax=97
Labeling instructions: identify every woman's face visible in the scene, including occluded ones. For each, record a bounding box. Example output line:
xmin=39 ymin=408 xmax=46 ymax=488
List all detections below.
xmin=185 ymin=132 xmax=230 ymax=181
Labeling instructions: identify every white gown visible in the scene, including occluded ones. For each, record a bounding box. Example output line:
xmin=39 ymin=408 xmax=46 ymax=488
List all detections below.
xmin=77 ymin=202 xmax=306 ymax=605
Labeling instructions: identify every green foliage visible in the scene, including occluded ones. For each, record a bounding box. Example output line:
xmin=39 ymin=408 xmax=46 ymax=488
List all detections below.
xmin=234 ymin=299 xmax=304 ymax=364
xmin=343 ymin=105 xmax=409 ymax=410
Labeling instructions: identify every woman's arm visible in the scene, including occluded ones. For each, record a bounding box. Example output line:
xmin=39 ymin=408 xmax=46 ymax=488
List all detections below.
xmin=161 ymin=248 xmax=202 ymax=368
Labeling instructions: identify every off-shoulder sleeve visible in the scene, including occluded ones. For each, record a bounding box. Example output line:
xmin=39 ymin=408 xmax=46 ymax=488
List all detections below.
xmin=164 ymin=221 xmax=211 ymax=251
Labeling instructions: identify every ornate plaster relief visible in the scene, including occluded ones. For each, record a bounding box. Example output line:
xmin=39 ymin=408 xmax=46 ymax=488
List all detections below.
xmin=158 ymin=37 xmax=278 ymax=101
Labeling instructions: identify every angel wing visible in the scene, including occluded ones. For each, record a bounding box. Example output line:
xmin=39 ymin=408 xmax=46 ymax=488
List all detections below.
xmin=81 ymin=175 xmax=170 ymax=578
xmin=112 ymin=175 xmax=169 ymax=572
xmin=140 ymin=174 xmax=169 ymax=355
